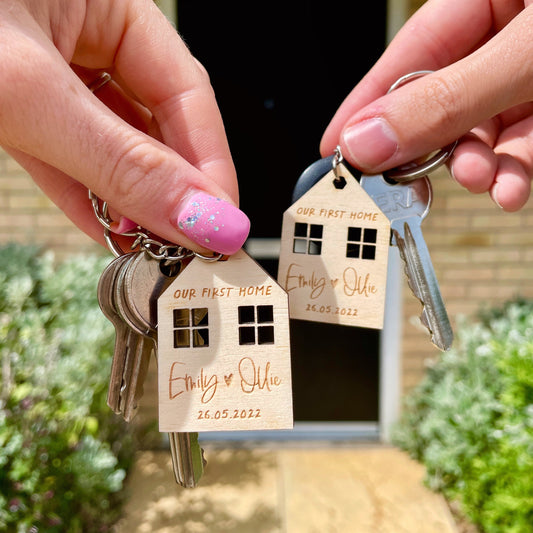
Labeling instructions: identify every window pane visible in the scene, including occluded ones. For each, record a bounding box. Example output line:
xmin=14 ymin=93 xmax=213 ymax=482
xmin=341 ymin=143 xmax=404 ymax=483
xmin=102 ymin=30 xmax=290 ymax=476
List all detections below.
xmin=294 ymin=222 xmax=308 ymax=237
xmin=293 ymin=238 xmax=307 ymax=254
xmin=346 ymin=243 xmax=361 ymax=258
xmin=174 ymin=329 xmax=190 ymax=348
xmin=308 ymin=240 xmax=322 ymax=255
xmin=309 ymin=224 xmax=323 ymax=239
xmin=238 ymin=305 xmax=255 ymax=324
xmin=363 ymin=228 xmax=377 ymax=243
xmin=239 ymin=326 xmax=256 ymax=345
xmin=193 ymin=328 xmax=209 ymax=347
xmin=347 ymin=227 xmax=362 ymax=242
xmin=258 ymin=325 xmax=275 ymax=344
xmin=362 ymin=245 xmax=376 ymax=260
xmin=193 ymin=307 xmax=208 ymax=326
xmin=173 ymin=308 xmax=190 ymax=327
xmin=257 ymin=305 xmax=274 ymax=323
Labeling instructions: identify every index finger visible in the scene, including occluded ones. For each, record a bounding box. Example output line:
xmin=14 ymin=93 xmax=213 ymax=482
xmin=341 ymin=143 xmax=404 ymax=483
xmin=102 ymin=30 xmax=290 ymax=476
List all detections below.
xmin=320 ymin=0 xmax=520 ymax=155
xmin=74 ymin=0 xmax=238 ymax=200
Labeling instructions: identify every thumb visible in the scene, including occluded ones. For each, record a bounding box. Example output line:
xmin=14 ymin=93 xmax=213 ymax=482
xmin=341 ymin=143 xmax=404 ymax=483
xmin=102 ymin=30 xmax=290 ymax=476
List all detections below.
xmin=337 ymin=9 xmax=533 ymax=173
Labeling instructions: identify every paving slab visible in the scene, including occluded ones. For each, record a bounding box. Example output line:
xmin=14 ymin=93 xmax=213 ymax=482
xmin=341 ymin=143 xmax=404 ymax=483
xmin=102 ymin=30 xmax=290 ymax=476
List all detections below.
xmin=279 ymin=447 xmax=457 ymax=533
xmin=113 ymin=445 xmax=458 ymax=533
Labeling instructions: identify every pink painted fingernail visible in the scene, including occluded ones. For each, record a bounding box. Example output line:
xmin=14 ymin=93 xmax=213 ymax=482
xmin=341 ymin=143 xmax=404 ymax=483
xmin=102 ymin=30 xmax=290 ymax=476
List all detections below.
xmin=342 ymin=118 xmax=398 ymax=169
xmin=173 ymin=192 xmax=250 ymax=255
xmin=110 ymin=216 xmax=139 ymax=234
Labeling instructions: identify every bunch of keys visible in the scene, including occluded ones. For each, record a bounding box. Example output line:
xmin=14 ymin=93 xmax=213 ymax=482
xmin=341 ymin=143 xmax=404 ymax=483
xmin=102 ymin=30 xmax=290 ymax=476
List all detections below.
xmin=283 ymin=71 xmax=457 ymax=351
xmin=91 ymin=198 xmax=211 ymax=488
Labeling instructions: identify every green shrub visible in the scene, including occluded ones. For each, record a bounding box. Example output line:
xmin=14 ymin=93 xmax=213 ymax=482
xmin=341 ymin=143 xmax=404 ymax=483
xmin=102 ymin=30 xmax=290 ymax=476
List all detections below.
xmin=0 ymin=243 xmax=136 ymax=532
xmin=393 ymin=298 xmax=533 ymax=533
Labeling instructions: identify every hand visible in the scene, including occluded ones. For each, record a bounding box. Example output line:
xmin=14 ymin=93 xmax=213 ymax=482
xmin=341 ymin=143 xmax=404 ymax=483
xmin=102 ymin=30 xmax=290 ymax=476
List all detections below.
xmin=321 ymin=0 xmax=533 ymax=212
xmin=0 ymin=0 xmax=249 ymax=255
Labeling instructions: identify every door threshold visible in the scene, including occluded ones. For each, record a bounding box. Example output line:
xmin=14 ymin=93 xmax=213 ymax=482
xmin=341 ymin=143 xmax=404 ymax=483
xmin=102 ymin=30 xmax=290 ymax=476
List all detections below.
xmin=197 ymin=421 xmax=380 ymax=443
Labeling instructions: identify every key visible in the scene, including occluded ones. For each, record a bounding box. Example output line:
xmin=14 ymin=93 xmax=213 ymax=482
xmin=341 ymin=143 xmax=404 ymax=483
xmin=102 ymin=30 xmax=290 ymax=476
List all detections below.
xmin=119 ymin=252 xmax=207 ymax=487
xmin=121 ymin=252 xmax=179 ymax=340
xmin=360 ymin=175 xmax=453 ymax=350
xmin=118 ymin=252 xmax=173 ymax=419
xmin=97 ymin=253 xmax=137 ymax=414
xmin=169 ymin=432 xmax=207 ymax=489
xmin=113 ymin=253 xmax=153 ymax=422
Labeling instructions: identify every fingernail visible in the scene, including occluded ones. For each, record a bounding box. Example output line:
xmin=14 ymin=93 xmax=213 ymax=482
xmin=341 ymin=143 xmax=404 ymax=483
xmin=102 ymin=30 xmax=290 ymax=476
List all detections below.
xmin=110 ymin=216 xmax=139 ymax=234
xmin=173 ymin=192 xmax=250 ymax=255
xmin=342 ymin=118 xmax=399 ymax=169
xmin=492 ymin=184 xmax=504 ymax=209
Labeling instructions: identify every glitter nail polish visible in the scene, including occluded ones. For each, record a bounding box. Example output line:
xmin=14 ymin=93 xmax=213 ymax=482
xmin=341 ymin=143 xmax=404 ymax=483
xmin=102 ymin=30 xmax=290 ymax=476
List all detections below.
xmin=174 ymin=192 xmax=250 ymax=255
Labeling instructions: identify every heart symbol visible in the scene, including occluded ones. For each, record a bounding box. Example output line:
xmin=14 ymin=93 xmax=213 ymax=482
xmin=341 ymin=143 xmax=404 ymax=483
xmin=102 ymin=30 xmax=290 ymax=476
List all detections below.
xmin=331 ymin=278 xmax=339 ymax=288
xmin=224 ymin=374 xmax=233 ymax=387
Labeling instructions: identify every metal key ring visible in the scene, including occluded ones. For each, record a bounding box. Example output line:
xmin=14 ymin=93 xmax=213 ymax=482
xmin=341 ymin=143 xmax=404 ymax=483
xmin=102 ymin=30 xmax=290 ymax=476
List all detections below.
xmin=382 ymin=70 xmax=458 ymax=183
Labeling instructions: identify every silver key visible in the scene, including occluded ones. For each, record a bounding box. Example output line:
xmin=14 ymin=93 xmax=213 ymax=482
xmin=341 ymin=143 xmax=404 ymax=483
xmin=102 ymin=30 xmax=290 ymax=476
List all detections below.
xmin=97 ymin=254 xmax=137 ymax=414
xmin=361 ymin=175 xmax=453 ymax=351
xmin=119 ymin=252 xmax=207 ymax=488
xmin=113 ymin=253 xmax=153 ymax=422
xmin=118 ymin=252 xmax=170 ymax=419
xmin=169 ymin=432 xmax=207 ymax=488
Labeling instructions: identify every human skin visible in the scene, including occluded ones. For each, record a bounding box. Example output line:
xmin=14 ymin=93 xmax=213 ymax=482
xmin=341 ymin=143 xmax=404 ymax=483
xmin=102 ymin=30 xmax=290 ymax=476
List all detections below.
xmin=321 ymin=0 xmax=533 ymax=212
xmin=0 ymin=0 xmax=249 ymax=254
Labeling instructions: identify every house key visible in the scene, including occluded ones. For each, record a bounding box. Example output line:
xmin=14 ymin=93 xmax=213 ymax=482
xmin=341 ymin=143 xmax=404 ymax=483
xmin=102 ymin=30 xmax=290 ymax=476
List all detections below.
xmin=113 ymin=253 xmax=154 ymax=421
xmin=97 ymin=253 xmax=139 ymax=414
xmin=121 ymin=252 xmax=207 ymax=488
xmin=360 ymin=175 xmax=453 ymax=350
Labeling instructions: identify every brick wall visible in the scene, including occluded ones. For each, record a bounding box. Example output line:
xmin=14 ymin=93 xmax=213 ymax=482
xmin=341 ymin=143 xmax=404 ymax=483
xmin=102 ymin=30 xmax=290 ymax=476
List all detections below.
xmin=0 ymin=149 xmax=102 ymax=261
xmin=401 ymin=167 xmax=533 ymax=394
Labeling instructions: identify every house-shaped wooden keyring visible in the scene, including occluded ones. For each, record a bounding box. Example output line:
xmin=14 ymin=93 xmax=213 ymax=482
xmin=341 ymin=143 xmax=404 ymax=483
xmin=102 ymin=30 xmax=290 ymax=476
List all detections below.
xmin=158 ymin=249 xmax=293 ymax=433
xmin=277 ymin=163 xmax=390 ymax=329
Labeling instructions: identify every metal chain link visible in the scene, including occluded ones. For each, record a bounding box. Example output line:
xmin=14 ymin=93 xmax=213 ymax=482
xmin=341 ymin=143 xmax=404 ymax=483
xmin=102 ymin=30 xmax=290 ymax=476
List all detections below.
xmin=89 ymin=191 xmax=222 ymax=263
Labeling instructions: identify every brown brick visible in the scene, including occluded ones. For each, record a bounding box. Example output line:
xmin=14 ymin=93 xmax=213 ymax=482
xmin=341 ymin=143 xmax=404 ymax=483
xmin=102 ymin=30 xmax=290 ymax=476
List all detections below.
xmin=493 ymin=232 xmax=533 ymax=246
xmin=449 ymin=232 xmax=493 ymax=247
xmin=431 ymin=249 xmax=470 ymax=264
xmin=437 ymin=214 xmax=471 ymax=229
xmin=445 ymin=194 xmax=494 ymax=210
xmin=0 ymin=176 xmax=38 ymax=191
xmin=466 ymin=284 xmax=522 ymax=301
xmin=442 ymin=266 xmax=494 ymax=281
xmin=8 ymin=194 xmax=55 ymax=210
xmin=5 ymin=158 xmax=27 ymax=173
xmin=437 ymin=283 xmax=467 ymax=299
xmin=523 ymin=250 xmax=533 ymax=262
xmin=496 ymin=266 xmax=533 ymax=280
xmin=471 ymin=213 xmax=523 ymax=229
xmin=470 ymin=248 xmax=521 ymax=263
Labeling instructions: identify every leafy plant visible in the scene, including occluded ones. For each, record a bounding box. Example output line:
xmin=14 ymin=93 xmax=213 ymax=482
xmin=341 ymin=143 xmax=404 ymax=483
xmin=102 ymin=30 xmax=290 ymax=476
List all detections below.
xmin=393 ymin=298 xmax=533 ymax=533
xmin=0 ymin=243 xmax=136 ymax=532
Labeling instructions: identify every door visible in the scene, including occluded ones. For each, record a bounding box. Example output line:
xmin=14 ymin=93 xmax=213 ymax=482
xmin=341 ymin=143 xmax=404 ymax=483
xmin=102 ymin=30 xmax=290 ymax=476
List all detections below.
xmin=176 ymin=0 xmax=387 ymax=425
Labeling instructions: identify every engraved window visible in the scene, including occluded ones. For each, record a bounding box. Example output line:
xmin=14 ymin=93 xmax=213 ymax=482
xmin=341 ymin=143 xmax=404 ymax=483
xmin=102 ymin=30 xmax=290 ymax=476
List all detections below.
xmin=293 ymin=222 xmax=323 ymax=255
xmin=346 ymin=227 xmax=377 ymax=260
xmin=173 ymin=308 xmax=209 ymax=348
xmin=238 ymin=305 xmax=275 ymax=345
